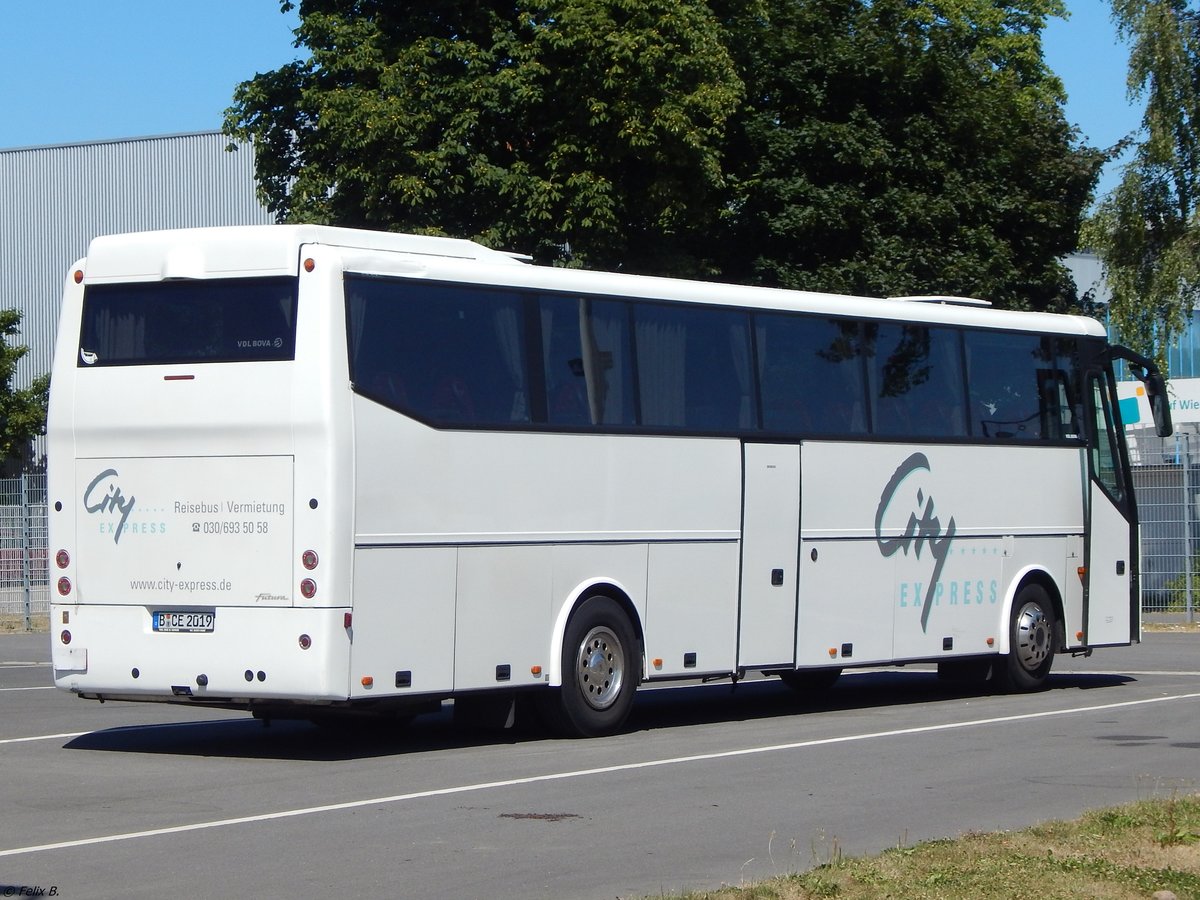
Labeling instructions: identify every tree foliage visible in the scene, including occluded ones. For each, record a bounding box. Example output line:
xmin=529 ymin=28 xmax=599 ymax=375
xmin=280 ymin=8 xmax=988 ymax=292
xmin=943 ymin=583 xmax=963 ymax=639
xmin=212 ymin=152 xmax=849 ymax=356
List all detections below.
xmin=225 ymin=0 xmax=742 ymax=272
xmin=713 ymin=0 xmax=1101 ymax=308
xmin=0 ymin=310 xmax=49 ymax=469
xmin=227 ymin=0 xmax=1100 ymax=306
xmin=1083 ymin=0 xmax=1200 ymax=371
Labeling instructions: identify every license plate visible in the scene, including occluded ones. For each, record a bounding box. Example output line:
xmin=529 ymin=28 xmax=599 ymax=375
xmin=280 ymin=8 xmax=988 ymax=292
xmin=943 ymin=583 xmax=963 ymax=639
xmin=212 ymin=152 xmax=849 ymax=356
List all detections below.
xmin=152 ymin=611 xmax=215 ymax=633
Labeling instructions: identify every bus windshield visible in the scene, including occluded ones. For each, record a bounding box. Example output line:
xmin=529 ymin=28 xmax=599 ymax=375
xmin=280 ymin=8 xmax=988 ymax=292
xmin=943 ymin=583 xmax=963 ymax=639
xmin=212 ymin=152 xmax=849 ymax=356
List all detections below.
xmin=78 ymin=277 xmax=298 ymax=366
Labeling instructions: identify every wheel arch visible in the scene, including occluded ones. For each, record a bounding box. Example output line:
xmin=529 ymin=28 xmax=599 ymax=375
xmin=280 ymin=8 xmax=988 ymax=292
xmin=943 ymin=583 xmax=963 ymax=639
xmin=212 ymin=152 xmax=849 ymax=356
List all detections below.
xmin=547 ymin=578 xmax=644 ymax=687
xmin=997 ymin=565 xmax=1065 ymax=656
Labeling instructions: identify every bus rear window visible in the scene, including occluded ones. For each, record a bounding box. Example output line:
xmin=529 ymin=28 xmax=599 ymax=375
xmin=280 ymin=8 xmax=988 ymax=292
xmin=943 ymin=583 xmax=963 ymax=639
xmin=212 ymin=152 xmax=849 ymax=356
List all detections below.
xmin=78 ymin=277 xmax=298 ymax=366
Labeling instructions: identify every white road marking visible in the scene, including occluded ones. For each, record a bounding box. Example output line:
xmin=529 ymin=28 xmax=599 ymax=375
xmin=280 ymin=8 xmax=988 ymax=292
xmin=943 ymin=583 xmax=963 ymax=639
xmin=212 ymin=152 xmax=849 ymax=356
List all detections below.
xmin=0 ymin=718 xmax=243 ymax=745
xmin=1075 ymin=670 xmax=1200 ymax=677
xmin=1 ymin=689 xmax=1198 ymax=858
xmin=0 ymin=731 xmax=86 ymax=745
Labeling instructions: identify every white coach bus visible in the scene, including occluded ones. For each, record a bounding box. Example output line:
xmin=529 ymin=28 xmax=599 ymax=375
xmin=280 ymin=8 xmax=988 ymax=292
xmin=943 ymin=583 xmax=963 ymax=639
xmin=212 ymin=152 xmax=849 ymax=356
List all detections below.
xmin=47 ymin=225 xmax=1171 ymax=736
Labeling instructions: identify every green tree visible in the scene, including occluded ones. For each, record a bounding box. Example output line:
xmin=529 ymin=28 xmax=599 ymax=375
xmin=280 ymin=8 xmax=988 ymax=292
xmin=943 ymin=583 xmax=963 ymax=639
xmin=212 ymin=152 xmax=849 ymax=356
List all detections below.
xmin=1083 ymin=0 xmax=1200 ymax=370
xmin=0 ymin=309 xmax=49 ymax=469
xmin=228 ymin=0 xmax=1099 ymax=303
xmin=224 ymin=0 xmax=742 ymax=272
xmin=713 ymin=0 xmax=1102 ymax=308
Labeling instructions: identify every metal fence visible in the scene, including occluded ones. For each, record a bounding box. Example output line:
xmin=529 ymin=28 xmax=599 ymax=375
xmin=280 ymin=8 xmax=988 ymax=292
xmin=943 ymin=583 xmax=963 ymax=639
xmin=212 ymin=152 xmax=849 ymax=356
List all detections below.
xmin=0 ymin=446 xmax=1196 ymax=630
xmin=0 ymin=473 xmax=48 ymax=629
xmin=1129 ymin=430 xmax=1198 ymax=620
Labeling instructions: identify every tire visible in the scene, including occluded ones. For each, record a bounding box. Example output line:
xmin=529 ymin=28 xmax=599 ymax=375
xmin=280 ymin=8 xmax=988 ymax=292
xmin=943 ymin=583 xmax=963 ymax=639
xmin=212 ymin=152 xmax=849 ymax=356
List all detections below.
xmin=539 ymin=595 xmax=640 ymax=738
xmin=778 ymin=667 xmax=842 ymax=693
xmin=998 ymin=583 xmax=1057 ymax=692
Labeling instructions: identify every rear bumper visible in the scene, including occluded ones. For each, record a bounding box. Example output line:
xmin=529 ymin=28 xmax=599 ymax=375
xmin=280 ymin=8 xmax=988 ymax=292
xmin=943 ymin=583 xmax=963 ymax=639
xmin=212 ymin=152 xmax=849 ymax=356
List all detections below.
xmin=51 ymin=604 xmax=352 ymax=703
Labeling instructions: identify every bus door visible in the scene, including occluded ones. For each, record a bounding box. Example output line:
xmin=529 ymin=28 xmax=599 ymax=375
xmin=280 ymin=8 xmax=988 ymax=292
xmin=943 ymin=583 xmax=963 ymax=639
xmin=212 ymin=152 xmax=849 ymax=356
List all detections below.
xmin=1084 ymin=371 xmax=1137 ymax=645
xmin=737 ymin=443 xmax=800 ymax=669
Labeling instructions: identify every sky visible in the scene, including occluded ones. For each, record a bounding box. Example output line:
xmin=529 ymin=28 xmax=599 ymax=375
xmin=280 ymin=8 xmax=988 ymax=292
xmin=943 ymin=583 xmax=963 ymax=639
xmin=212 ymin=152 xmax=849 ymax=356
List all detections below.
xmin=0 ymin=1 xmax=1143 ymax=201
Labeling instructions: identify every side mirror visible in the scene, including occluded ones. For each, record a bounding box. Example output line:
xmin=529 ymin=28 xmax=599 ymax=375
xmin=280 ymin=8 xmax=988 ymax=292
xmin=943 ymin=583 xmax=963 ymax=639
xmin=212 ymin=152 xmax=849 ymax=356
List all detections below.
xmin=1145 ymin=373 xmax=1173 ymax=437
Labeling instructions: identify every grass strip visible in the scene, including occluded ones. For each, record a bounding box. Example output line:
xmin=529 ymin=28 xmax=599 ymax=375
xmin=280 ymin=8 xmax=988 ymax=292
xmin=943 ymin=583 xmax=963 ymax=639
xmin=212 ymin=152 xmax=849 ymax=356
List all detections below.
xmin=665 ymin=794 xmax=1200 ymax=900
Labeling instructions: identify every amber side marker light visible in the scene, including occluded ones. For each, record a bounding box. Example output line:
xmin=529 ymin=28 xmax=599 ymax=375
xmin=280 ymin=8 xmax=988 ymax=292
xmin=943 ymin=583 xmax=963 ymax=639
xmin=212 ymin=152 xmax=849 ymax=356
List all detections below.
xmin=303 ymin=258 xmax=316 ymax=273
xmin=1077 ymin=566 xmax=1087 ymax=582
xmin=73 ymin=270 xmax=83 ymax=284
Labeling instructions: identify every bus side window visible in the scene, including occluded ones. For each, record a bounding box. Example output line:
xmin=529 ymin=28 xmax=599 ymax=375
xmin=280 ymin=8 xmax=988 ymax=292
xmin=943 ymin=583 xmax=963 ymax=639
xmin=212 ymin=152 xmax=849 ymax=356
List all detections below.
xmin=347 ymin=277 xmax=532 ymax=426
xmin=868 ymin=323 xmax=967 ymax=438
xmin=1090 ymin=375 xmax=1126 ymax=502
xmin=754 ymin=314 xmax=869 ymax=436
xmin=964 ymin=331 xmax=1044 ymax=439
xmin=1038 ymin=371 xmax=1081 ymax=440
xmin=540 ymin=295 xmax=636 ymax=427
xmin=632 ymin=304 xmax=750 ymax=431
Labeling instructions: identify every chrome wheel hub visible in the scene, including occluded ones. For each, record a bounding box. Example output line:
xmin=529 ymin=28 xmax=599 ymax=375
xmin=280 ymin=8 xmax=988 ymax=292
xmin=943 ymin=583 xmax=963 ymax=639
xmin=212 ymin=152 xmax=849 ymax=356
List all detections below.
xmin=577 ymin=625 xmax=623 ymax=711
xmin=1014 ymin=601 xmax=1051 ymax=672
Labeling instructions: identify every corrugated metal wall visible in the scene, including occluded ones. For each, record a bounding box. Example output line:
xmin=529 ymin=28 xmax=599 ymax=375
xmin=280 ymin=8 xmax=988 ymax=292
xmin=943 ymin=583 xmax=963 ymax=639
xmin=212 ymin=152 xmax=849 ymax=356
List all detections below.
xmin=0 ymin=132 xmax=273 ymax=448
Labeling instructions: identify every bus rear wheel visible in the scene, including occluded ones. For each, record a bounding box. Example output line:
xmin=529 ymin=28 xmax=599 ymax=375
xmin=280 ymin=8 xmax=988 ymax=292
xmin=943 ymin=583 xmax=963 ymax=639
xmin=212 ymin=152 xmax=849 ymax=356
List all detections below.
xmin=540 ymin=595 xmax=639 ymax=738
xmin=998 ymin=583 xmax=1056 ymax=692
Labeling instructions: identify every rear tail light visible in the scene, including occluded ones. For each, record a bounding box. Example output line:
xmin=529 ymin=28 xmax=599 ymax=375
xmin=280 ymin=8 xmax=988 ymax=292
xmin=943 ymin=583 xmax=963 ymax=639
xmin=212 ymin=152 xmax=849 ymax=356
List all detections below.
xmin=301 ymin=550 xmax=318 ymax=570
xmin=57 ymin=577 xmax=71 ymax=596
xmin=300 ymin=578 xmax=316 ymax=599
xmin=55 ymin=549 xmax=70 ymax=569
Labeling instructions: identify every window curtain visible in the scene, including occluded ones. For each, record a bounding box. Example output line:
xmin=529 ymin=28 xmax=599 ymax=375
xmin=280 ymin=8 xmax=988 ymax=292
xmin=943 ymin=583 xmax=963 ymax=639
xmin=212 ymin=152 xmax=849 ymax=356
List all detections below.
xmin=492 ymin=302 xmax=528 ymax=421
xmin=93 ymin=308 xmax=145 ymax=361
xmin=635 ymin=310 xmax=686 ymax=426
xmin=730 ymin=319 xmax=754 ymax=428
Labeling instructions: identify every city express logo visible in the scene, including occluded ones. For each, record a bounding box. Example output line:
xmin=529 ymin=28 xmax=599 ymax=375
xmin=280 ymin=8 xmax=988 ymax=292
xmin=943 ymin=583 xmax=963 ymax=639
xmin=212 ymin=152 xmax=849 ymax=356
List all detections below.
xmin=84 ymin=469 xmax=136 ymax=545
xmin=875 ymin=453 xmax=955 ymax=633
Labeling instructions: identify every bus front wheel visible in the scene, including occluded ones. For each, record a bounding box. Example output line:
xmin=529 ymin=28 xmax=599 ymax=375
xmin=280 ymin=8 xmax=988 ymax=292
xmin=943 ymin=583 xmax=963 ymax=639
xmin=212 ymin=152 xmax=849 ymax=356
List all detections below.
xmin=998 ymin=583 xmax=1056 ymax=692
xmin=540 ymin=596 xmax=639 ymax=738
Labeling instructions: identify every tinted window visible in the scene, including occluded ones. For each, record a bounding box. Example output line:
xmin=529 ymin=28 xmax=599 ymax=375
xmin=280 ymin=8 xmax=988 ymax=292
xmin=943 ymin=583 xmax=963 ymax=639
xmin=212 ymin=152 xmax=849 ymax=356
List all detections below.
xmin=867 ymin=323 xmax=967 ymax=438
xmin=964 ymin=331 xmax=1083 ymax=440
xmin=79 ymin=277 xmax=297 ymax=366
xmin=347 ymin=277 xmax=531 ymax=425
xmin=633 ymin=303 xmax=754 ymax=431
xmin=755 ymin=314 xmax=869 ymax=434
xmin=540 ymin=295 xmax=637 ymax=426
xmin=1090 ymin=375 xmax=1126 ymax=502
xmin=344 ymin=273 xmax=1085 ymax=444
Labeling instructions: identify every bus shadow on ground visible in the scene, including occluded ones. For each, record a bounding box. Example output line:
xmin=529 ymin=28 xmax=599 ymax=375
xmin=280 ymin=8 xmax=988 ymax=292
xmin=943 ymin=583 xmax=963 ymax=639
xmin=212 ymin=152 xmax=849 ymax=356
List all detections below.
xmin=60 ymin=668 xmax=1134 ymax=762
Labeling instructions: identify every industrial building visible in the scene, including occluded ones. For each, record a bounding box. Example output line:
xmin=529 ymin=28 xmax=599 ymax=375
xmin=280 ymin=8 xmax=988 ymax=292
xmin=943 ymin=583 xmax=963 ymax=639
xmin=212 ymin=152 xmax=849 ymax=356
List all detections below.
xmin=0 ymin=131 xmax=272 ymax=424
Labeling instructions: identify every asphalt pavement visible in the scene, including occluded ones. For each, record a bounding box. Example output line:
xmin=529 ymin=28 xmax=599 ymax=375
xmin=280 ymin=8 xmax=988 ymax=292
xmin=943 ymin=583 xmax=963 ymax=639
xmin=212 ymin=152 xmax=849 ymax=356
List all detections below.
xmin=0 ymin=630 xmax=1196 ymax=899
